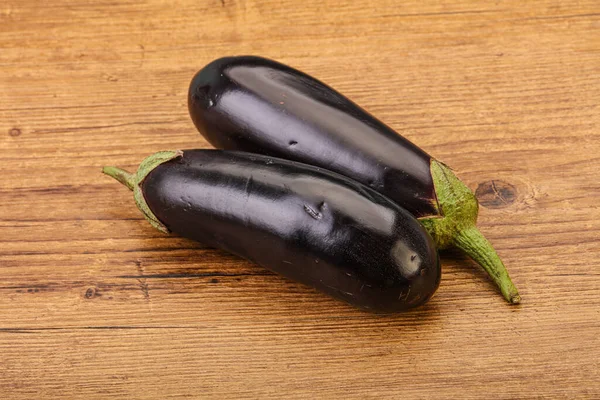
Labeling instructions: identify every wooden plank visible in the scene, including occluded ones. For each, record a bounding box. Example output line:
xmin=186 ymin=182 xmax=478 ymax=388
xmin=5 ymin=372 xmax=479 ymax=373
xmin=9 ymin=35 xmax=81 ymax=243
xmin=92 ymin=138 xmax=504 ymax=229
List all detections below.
xmin=1 ymin=0 xmax=599 ymax=398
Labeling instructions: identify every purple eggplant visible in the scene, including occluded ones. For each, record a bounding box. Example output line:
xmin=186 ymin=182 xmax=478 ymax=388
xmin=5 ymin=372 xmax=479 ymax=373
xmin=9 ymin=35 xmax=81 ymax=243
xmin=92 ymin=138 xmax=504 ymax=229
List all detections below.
xmin=188 ymin=56 xmax=520 ymax=304
xmin=103 ymin=150 xmax=441 ymax=312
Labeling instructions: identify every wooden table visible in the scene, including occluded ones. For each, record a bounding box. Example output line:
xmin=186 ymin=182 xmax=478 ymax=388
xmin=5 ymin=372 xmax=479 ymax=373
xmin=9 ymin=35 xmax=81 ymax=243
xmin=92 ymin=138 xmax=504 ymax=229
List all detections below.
xmin=1 ymin=1 xmax=599 ymax=398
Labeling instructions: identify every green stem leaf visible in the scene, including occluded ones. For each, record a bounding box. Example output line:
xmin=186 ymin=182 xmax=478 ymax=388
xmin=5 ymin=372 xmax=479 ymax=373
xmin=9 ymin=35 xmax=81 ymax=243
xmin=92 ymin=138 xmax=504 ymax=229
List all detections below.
xmin=102 ymin=150 xmax=183 ymax=234
xmin=420 ymin=160 xmax=521 ymax=304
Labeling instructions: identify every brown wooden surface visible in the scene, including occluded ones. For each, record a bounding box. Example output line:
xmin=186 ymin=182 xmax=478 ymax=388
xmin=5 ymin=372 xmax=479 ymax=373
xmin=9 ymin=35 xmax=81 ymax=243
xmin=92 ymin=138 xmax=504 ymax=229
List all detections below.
xmin=1 ymin=0 xmax=599 ymax=398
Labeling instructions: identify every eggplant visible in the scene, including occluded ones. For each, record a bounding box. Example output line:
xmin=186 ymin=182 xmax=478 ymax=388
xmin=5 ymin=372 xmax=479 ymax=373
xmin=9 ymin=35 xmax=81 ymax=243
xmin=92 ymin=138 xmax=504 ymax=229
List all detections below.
xmin=188 ymin=56 xmax=520 ymax=304
xmin=103 ymin=150 xmax=441 ymax=312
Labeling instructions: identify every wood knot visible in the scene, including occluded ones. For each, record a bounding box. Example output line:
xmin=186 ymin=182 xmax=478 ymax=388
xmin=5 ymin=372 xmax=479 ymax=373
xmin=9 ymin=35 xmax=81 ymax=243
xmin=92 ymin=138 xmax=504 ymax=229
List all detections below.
xmin=475 ymin=180 xmax=518 ymax=209
xmin=8 ymin=128 xmax=21 ymax=137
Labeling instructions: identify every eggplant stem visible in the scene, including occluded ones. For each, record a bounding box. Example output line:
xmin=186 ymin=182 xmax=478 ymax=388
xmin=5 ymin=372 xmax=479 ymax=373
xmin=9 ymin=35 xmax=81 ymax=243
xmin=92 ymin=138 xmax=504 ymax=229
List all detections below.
xmin=419 ymin=160 xmax=521 ymax=304
xmin=102 ymin=166 xmax=135 ymax=191
xmin=102 ymin=151 xmax=183 ymax=235
xmin=453 ymin=227 xmax=520 ymax=304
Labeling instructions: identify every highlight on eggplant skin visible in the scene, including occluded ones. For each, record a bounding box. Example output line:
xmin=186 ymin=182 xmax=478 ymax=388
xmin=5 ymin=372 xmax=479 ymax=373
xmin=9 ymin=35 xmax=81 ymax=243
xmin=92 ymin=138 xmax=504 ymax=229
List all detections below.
xmin=187 ymin=55 xmax=521 ymax=305
xmin=103 ymin=150 xmax=441 ymax=313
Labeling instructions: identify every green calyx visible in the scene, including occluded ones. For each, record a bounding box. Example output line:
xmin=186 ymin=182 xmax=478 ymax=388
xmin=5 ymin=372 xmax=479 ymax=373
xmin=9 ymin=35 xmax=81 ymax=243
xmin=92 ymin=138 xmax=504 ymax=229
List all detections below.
xmin=102 ymin=150 xmax=183 ymax=234
xmin=419 ymin=160 xmax=521 ymax=304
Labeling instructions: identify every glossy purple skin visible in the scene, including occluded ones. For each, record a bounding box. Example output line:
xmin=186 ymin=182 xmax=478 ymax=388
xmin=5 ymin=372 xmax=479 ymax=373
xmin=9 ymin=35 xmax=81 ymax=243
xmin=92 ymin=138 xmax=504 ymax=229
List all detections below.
xmin=188 ymin=56 xmax=439 ymax=218
xmin=142 ymin=150 xmax=440 ymax=312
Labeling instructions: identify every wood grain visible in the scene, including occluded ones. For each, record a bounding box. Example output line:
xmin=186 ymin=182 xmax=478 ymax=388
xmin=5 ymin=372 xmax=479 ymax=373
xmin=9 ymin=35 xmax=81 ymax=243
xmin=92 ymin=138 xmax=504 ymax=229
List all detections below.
xmin=1 ymin=0 xmax=599 ymax=398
